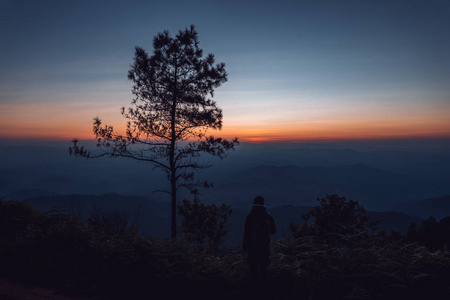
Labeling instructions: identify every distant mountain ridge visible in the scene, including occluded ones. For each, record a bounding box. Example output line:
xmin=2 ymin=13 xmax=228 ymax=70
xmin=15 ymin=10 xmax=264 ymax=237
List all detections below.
xmin=404 ymin=195 xmax=450 ymax=219
xmin=5 ymin=188 xmax=60 ymax=201
xmin=18 ymin=193 xmax=424 ymax=246
xmin=24 ymin=193 xmax=172 ymax=238
xmin=201 ymin=163 xmax=438 ymax=211
xmin=2 ymin=143 xmax=449 ymax=206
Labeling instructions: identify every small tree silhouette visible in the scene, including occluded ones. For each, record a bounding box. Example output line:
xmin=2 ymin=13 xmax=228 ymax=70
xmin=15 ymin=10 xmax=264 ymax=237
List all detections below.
xmin=70 ymin=25 xmax=238 ymax=238
xmin=405 ymin=216 xmax=450 ymax=250
xmin=290 ymin=194 xmax=378 ymax=244
xmin=177 ymin=198 xmax=231 ymax=252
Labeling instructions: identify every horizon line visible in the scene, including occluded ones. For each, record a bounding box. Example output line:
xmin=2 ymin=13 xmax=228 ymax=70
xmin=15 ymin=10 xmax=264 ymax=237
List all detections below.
xmin=1 ymin=134 xmax=450 ymax=145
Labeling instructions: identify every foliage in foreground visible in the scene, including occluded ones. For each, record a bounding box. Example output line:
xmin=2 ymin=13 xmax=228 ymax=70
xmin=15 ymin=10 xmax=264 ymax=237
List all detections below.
xmin=1 ymin=197 xmax=450 ymax=299
xmin=178 ymin=198 xmax=232 ymax=252
xmin=0 ymin=197 xmax=245 ymax=299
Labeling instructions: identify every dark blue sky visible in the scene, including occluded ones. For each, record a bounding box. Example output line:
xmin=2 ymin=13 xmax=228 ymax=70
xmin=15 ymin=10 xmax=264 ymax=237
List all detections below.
xmin=1 ymin=0 xmax=449 ymax=141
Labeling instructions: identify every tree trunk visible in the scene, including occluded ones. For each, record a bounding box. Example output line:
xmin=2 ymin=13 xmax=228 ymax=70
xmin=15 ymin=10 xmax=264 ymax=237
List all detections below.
xmin=170 ymin=65 xmax=178 ymax=239
xmin=171 ymin=172 xmax=177 ymax=239
xmin=169 ymin=62 xmax=178 ymax=239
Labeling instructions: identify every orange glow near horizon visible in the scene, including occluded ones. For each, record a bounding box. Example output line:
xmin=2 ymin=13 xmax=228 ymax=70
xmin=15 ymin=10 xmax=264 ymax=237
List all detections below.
xmin=1 ymin=99 xmax=450 ymax=143
xmin=0 ymin=100 xmax=124 ymax=141
xmin=217 ymin=114 xmax=450 ymax=143
xmin=2 ymin=118 xmax=450 ymax=143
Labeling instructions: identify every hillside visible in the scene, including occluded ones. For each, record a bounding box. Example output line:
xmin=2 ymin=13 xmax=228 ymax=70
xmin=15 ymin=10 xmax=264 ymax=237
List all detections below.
xmin=24 ymin=193 xmax=171 ymax=238
xmin=21 ymin=193 xmax=423 ymax=245
xmin=404 ymin=195 xmax=450 ymax=219
xmin=2 ymin=143 xmax=450 ymax=211
xmin=201 ymin=164 xmax=439 ymax=211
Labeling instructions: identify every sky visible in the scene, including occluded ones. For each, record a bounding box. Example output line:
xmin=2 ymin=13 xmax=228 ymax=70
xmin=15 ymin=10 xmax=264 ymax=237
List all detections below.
xmin=1 ymin=0 xmax=450 ymax=143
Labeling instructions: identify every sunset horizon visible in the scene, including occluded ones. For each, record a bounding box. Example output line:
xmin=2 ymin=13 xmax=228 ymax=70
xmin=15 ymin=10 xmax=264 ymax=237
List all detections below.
xmin=2 ymin=0 xmax=449 ymax=148
xmin=1 ymin=131 xmax=449 ymax=144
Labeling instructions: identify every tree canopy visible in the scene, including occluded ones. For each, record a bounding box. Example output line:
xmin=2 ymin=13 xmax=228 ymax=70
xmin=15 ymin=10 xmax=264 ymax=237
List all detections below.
xmin=70 ymin=25 xmax=238 ymax=238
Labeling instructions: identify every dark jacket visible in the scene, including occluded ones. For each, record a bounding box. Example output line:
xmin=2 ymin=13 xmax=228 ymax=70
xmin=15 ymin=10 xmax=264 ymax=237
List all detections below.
xmin=242 ymin=204 xmax=276 ymax=256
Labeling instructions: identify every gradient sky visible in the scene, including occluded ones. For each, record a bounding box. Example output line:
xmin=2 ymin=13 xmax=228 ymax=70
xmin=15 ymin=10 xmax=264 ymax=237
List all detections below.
xmin=1 ymin=0 xmax=449 ymax=142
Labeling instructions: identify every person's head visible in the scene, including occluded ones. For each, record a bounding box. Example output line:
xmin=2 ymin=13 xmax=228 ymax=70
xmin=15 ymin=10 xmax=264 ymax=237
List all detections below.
xmin=254 ymin=196 xmax=264 ymax=205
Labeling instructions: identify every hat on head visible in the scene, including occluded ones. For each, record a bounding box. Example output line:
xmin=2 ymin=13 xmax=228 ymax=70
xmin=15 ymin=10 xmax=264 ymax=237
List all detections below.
xmin=254 ymin=196 xmax=264 ymax=205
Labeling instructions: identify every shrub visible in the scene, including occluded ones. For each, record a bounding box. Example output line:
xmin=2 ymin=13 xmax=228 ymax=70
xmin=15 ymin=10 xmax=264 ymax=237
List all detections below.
xmin=178 ymin=198 xmax=232 ymax=252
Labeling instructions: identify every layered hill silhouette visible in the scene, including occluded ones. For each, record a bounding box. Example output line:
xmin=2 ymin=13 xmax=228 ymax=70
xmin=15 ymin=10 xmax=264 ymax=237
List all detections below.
xmin=2 ymin=143 xmax=449 ymax=211
xmin=21 ymin=193 xmax=423 ymax=246
xmin=403 ymin=195 xmax=450 ymax=219
xmin=202 ymin=163 xmax=439 ymax=211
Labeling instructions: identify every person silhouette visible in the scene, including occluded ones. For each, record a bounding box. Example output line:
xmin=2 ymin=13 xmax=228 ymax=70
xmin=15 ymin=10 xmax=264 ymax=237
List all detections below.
xmin=242 ymin=196 xmax=276 ymax=284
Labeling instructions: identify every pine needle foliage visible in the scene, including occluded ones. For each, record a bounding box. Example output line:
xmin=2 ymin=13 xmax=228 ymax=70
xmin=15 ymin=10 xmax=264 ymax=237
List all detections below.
xmin=69 ymin=25 xmax=238 ymax=238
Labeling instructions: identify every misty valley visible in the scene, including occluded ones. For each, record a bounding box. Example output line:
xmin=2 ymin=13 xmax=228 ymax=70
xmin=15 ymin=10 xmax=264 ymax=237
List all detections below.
xmin=1 ymin=140 xmax=450 ymax=299
xmin=2 ymin=140 xmax=449 ymax=212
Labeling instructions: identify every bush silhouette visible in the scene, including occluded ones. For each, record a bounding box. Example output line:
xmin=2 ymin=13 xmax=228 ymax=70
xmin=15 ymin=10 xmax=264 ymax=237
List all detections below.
xmin=2 ymin=196 xmax=450 ymax=299
xmin=178 ymin=198 xmax=232 ymax=252
xmin=405 ymin=216 xmax=450 ymax=251
xmin=289 ymin=194 xmax=379 ymax=246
